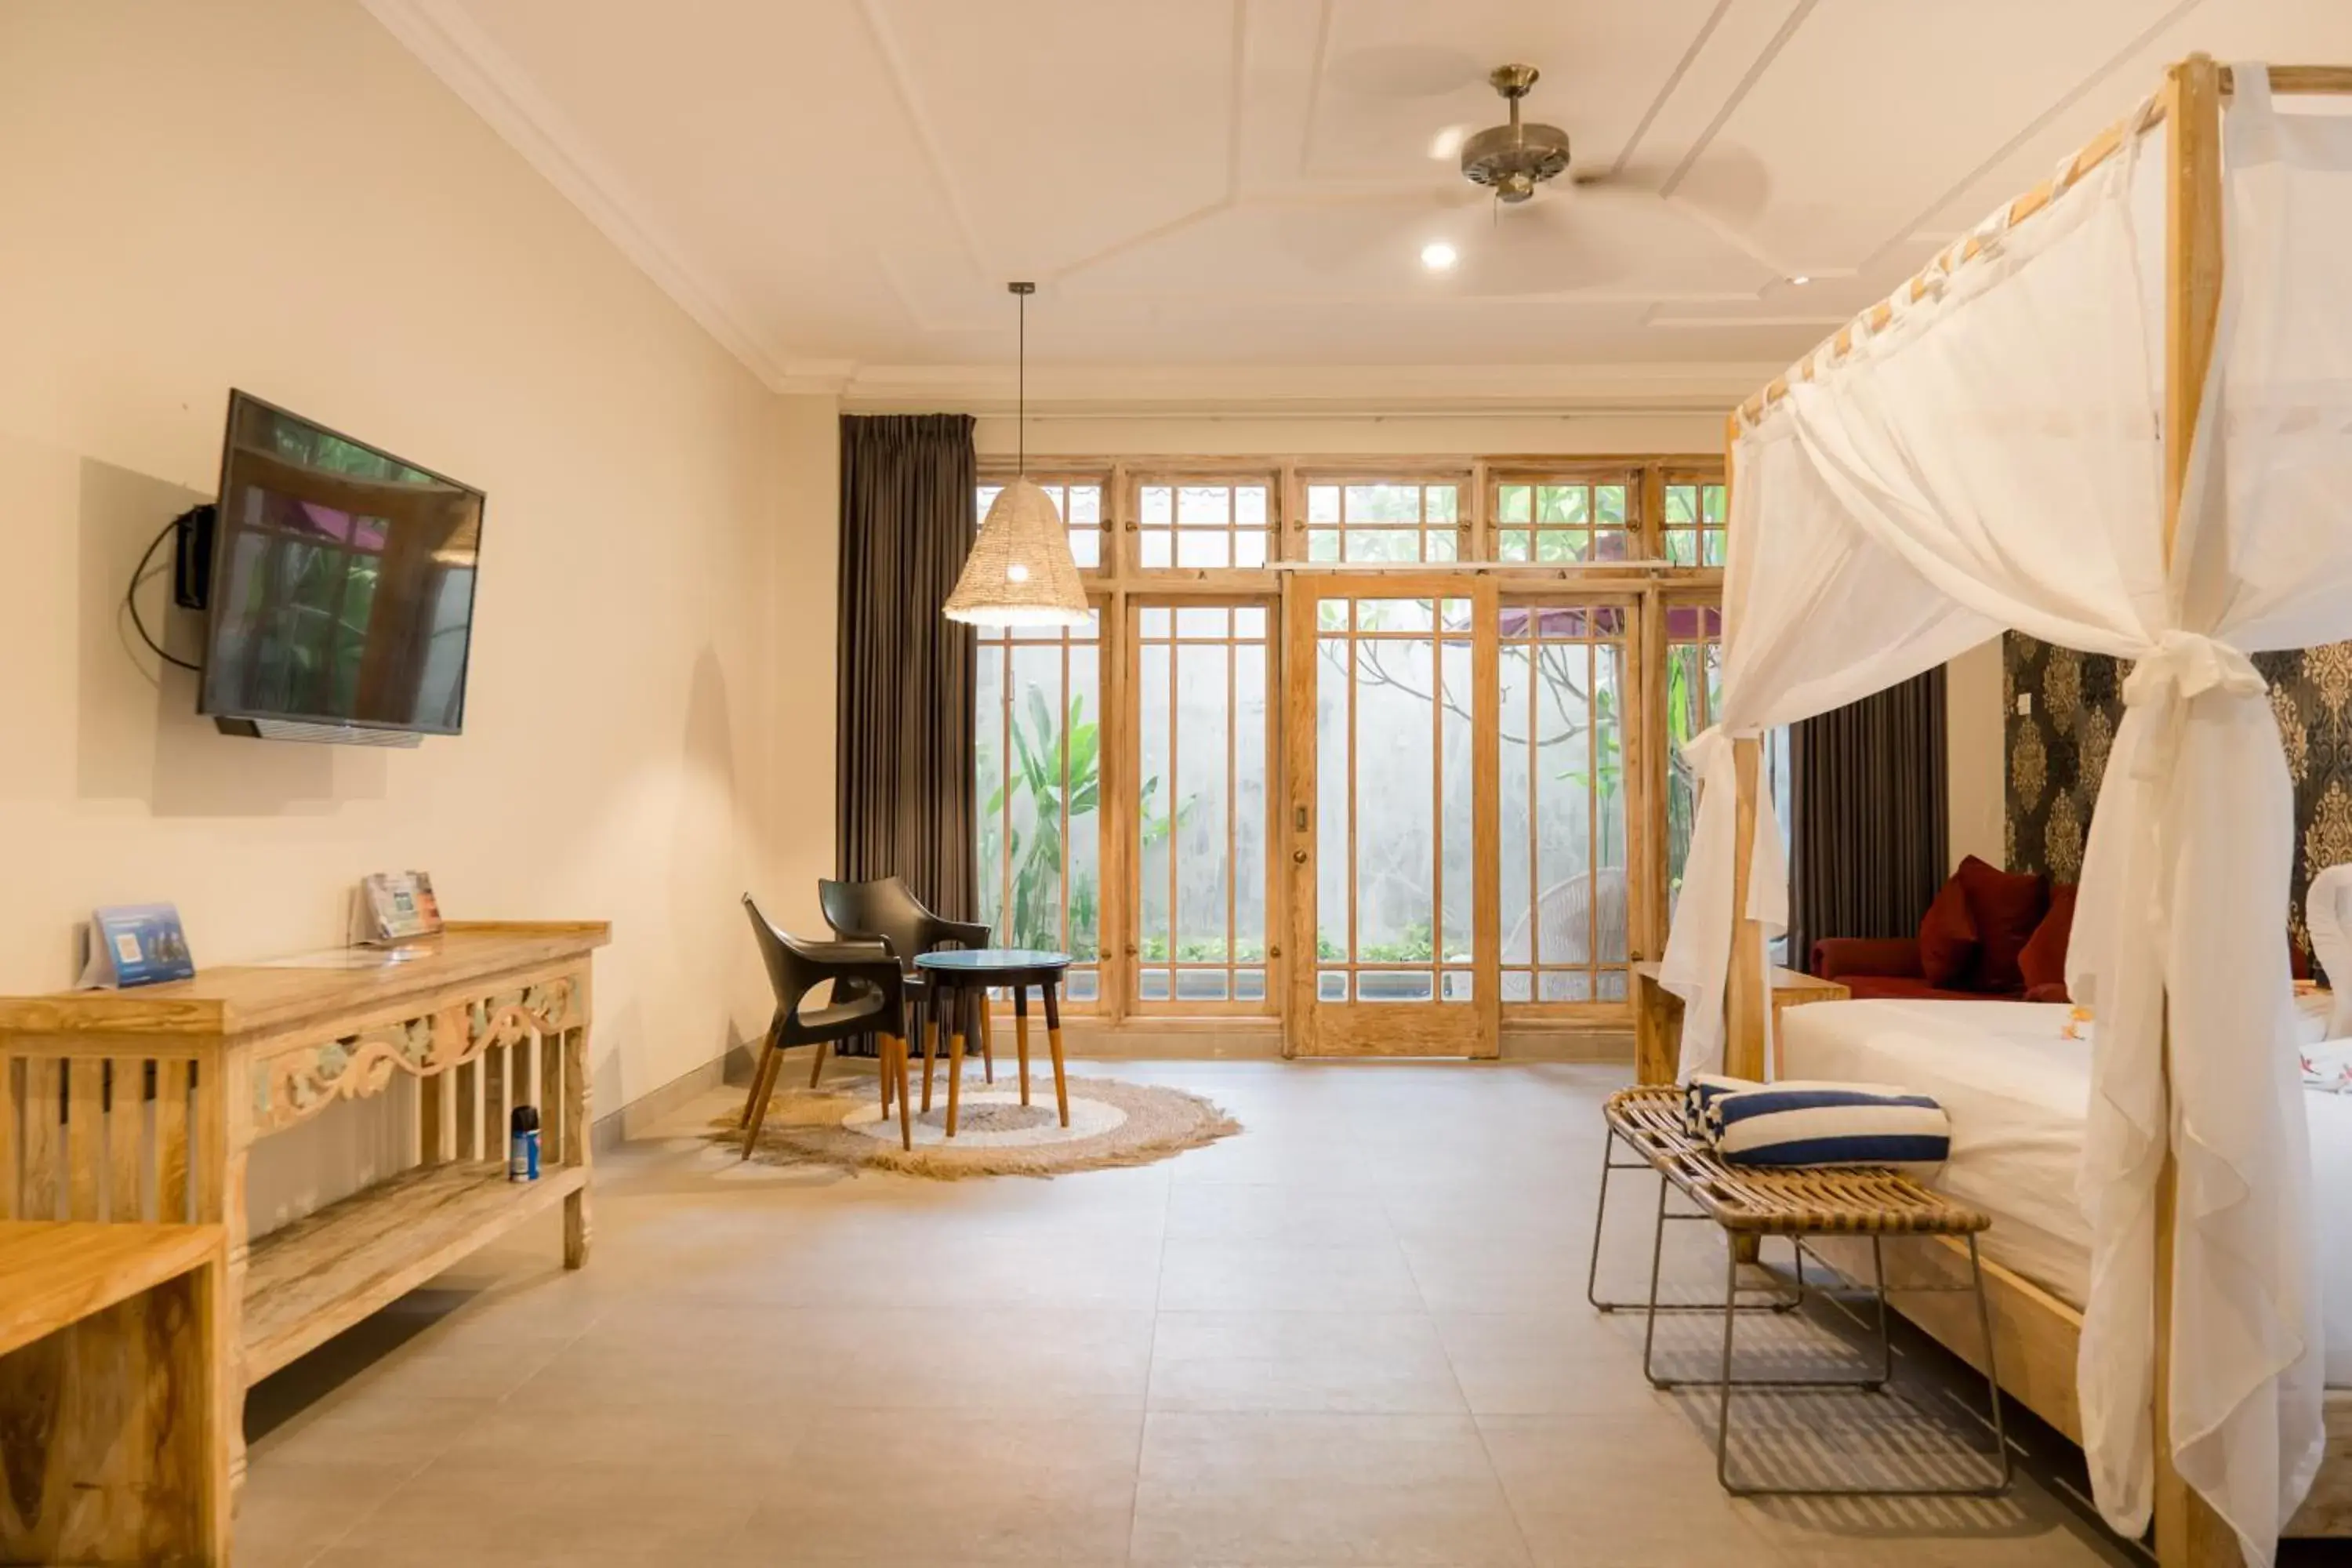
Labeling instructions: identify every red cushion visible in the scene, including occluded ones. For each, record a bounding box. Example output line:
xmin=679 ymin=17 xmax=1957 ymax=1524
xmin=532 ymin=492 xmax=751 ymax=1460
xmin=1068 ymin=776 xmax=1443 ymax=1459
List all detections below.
xmin=1954 ymin=855 xmax=2049 ymax=995
xmin=1918 ymin=876 xmax=1980 ymax=989
xmin=1842 ymin=974 xmax=2005 ymax=1003
xmin=2019 ymin=883 xmax=2077 ymax=1000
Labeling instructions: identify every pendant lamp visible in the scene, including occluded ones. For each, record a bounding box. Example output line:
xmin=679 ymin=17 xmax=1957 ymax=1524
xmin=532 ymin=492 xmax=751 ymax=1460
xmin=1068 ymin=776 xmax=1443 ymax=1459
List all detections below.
xmin=944 ymin=281 xmax=1089 ymax=628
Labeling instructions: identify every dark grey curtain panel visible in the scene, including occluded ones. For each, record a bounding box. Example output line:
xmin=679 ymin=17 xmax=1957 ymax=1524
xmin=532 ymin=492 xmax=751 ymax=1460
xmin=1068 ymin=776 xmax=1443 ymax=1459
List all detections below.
xmin=1787 ymin=666 xmax=1948 ymax=964
xmin=835 ymin=414 xmax=979 ymax=949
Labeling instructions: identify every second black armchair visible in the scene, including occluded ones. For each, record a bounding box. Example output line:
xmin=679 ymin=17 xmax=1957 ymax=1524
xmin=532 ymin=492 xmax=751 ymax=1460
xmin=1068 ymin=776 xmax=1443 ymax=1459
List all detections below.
xmin=818 ymin=875 xmax=992 ymax=1113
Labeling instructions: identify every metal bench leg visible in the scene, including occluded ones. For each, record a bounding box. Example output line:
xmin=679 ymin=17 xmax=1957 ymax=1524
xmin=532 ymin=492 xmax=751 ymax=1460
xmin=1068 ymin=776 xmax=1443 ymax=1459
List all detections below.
xmin=1970 ymin=1234 xmax=2015 ymax=1494
xmin=1710 ymin=1232 xmax=2014 ymax=1498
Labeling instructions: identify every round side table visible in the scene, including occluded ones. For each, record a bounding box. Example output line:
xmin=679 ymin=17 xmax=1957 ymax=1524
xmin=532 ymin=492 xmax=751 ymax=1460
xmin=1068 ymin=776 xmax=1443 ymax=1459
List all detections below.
xmin=913 ymin=949 xmax=1073 ymax=1136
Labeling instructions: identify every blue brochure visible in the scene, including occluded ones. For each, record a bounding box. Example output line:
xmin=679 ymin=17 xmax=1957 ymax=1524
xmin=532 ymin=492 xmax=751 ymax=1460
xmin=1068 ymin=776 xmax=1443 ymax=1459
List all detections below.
xmin=79 ymin=903 xmax=195 ymax=989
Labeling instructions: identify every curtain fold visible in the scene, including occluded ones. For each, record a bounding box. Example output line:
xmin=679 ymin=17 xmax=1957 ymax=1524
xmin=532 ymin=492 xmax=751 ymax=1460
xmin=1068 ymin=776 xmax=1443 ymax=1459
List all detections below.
xmin=1786 ymin=667 xmax=1948 ymax=965
xmin=835 ymin=414 xmax=978 ymax=963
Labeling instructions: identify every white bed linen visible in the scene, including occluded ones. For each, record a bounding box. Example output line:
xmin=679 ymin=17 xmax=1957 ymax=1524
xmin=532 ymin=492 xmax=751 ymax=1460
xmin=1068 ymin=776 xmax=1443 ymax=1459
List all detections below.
xmin=1777 ymin=997 xmax=2352 ymax=1385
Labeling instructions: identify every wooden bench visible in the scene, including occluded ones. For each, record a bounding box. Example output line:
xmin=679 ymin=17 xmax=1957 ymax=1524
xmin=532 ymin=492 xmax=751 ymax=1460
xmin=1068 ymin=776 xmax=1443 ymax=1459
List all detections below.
xmin=1591 ymin=1085 xmax=2010 ymax=1498
xmin=0 ymin=1221 xmax=230 ymax=1566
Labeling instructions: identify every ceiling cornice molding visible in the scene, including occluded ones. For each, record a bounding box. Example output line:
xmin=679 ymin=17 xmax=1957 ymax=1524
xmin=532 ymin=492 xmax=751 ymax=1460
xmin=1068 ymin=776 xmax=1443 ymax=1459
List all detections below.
xmin=360 ymin=0 xmax=791 ymax=390
xmin=836 ymin=361 xmax=1781 ymax=416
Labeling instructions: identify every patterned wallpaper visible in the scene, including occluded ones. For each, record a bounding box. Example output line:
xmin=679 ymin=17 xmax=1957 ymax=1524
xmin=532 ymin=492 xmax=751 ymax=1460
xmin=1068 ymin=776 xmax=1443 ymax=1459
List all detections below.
xmin=2004 ymin=633 xmax=2352 ymax=970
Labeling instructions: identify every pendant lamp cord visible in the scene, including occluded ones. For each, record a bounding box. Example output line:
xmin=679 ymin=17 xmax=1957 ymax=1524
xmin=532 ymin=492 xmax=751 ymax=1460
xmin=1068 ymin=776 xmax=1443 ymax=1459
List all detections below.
xmin=1010 ymin=279 xmax=1034 ymax=478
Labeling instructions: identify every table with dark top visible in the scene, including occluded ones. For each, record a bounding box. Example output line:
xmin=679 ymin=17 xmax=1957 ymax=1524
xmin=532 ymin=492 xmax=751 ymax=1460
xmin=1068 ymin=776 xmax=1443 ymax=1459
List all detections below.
xmin=913 ymin=949 xmax=1072 ymax=1136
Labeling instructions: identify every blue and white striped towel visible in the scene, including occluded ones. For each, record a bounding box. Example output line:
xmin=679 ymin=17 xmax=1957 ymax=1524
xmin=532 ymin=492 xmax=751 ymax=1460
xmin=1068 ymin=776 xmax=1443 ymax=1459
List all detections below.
xmin=1682 ymin=1073 xmax=1757 ymax=1140
xmin=1708 ymin=1080 xmax=1951 ymax=1168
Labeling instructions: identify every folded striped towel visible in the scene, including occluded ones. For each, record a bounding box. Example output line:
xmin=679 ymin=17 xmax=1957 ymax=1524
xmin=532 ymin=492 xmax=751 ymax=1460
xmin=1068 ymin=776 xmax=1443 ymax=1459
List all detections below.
xmin=1709 ymin=1081 xmax=1951 ymax=1168
xmin=1682 ymin=1073 xmax=1757 ymax=1140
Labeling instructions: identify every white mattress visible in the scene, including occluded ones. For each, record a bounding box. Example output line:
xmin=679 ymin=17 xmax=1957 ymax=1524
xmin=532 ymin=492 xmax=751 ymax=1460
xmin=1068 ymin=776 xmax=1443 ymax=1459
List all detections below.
xmin=1776 ymin=996 xmax=2352 ymax=1383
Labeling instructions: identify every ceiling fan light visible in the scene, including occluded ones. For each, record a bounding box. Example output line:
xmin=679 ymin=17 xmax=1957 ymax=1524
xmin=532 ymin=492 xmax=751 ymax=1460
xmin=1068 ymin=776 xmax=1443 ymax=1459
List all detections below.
xmin=1421 ymin=240 xmax=1459 ymax=272
xmin=946 ymin=478 xmax=1088 ymax=628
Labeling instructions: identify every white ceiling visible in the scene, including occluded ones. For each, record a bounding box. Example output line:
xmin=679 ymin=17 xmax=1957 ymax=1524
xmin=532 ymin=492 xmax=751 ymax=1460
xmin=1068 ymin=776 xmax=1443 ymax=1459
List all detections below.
xmin=366 ymin=0 xmax=2352 ymax=408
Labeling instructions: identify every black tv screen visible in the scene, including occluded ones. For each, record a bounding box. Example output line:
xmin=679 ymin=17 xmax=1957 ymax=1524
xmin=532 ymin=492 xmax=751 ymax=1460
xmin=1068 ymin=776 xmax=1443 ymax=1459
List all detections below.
xmin=201 ymin=393 xmax=484 ymax=735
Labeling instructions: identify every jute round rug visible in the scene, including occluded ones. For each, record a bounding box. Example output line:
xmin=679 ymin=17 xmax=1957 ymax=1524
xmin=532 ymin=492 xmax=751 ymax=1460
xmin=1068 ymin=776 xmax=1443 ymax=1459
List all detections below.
xmin=712 ymin=1069 xmax=1239 ymax=1179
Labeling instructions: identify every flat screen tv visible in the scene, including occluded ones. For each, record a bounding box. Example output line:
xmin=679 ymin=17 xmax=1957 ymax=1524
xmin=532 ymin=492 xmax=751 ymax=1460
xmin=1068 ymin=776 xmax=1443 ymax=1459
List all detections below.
xmin=200 ymin=392 xmax=485 ymax=741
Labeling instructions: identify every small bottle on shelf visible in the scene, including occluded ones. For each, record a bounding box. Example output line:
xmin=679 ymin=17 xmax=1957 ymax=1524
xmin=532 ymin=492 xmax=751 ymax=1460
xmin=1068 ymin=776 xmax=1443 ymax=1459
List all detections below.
xmin=509 ymin=1105 xmax=541 ymax=1181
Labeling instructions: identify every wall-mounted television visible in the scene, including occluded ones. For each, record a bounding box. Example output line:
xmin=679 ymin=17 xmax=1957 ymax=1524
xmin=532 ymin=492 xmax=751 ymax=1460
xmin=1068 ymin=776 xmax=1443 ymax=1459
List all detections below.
xmin=199 ymin=393 xmax=485 ymax=743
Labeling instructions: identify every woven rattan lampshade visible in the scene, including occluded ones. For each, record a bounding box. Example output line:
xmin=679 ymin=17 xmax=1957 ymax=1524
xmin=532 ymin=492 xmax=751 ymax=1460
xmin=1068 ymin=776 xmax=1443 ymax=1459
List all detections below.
xmin=944 ymin=281 xmax=1088 ymax=629
xmin=944 ymin=477 xmax=1088 ymax=627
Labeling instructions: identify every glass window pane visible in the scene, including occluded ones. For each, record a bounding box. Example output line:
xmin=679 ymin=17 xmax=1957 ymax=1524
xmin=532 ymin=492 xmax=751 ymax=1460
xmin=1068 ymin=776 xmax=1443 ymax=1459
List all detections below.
xmin=1142 ymin=532 xmax=1173 ymax=568
xmin=1499 ymin=485 xmax=1532 ymax=524
xmin=1235 ymin=485 xmax=1268 ymax=526
xmin=1174 ymin=607 xmax=1227 ymax=638
xmin=1424 ymin=485 xmax=1458 ymax=523
xmin=1178 ymin=485 xmax=1229 ymax=525
xmin=1308 ymin=485 xmax=1340 ymax=524
xmin=1308 ymin=529 xmax=1341 ymax=562
xmin=1236 ymin=531 xmax=1269 ymax=568
xmin=1345 ymin=483 xmax=1421 ymax=521
xmin=1595 ymin=485 xmax=1627 ymax=524
xmin=1142 ymin=485 xmax=1173 ymax=524
xmin=1703 ymin=528 xmax=1727 ymax=567
xmin=1664 ymin=485 xmax=1696 ymax=525
xmin=1067 ymin=486 xmax=1100 ymax=526
xmin=1426 ymin=531 xmax=1458 ymax=563
xmin=1175 ymin=531 xmax=1229 ymax=568
xmin=1343 ymin=528 xmax=1421 ymax=563
xmin=1703 ymin=484 xmax=1727 ymax=523
xmin=1497 ymin=528 xmax=1530 ymax=563
xmin=1537 ymin=485 xmax=1587 ymax=524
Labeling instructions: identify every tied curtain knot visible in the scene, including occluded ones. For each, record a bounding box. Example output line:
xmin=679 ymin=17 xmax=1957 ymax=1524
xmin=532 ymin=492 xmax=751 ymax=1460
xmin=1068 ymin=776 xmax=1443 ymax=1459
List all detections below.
xmin=2118 ymin=631 xmax=2267 ymax=782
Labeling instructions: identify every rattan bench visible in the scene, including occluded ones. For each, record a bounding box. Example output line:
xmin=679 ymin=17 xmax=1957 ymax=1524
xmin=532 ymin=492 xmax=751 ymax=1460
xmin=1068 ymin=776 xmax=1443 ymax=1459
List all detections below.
xmin=1585 ymin=1083 xmax=2012 ymax=1498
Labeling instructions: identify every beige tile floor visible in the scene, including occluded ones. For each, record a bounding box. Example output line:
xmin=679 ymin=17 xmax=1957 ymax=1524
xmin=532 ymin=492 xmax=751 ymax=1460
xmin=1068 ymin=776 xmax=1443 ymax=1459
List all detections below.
xmin=238 ymin=1060 xmax=2145 ymax=1568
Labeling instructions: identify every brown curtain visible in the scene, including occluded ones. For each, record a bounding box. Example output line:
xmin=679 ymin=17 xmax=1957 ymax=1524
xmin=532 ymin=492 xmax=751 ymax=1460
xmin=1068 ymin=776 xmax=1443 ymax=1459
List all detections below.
xmin=836 ymin=413 xmax=978 ymax=958
xmin=1787 ymin=667 xmax=1947 ymax=967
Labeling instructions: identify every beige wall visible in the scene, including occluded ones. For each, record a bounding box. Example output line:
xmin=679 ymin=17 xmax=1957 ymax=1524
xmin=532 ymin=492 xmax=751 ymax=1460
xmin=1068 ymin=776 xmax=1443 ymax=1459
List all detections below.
xmin=0 ymin=0 xmax=837 ymax=1183
xmin=1945 ymin=639 xmax=2008 ymax=871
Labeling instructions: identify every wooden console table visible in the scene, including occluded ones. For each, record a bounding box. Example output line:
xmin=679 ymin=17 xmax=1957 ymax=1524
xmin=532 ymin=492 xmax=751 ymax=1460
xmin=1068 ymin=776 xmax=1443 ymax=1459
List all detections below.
xmin=0 ymin=920 xmax=605 ymax=1490
xmin=0 ymin=1221 xmax=230 ymax=1565
xmin=1630 ymin=959 xmax=1848 ymax=1083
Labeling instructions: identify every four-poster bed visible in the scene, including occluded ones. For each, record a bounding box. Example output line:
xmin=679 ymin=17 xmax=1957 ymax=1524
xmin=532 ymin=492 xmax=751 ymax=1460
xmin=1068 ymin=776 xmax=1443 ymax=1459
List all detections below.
xmin=1660 ymin=54 xmax=2352 ymax=1568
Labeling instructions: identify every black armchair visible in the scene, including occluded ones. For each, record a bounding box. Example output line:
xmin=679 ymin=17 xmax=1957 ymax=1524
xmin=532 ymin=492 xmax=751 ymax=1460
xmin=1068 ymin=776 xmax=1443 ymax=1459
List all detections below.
xmin=818 ymin=876 xmax=993 ymax=1111
xmin=740 ymin=895 xmax=912 ymax=1154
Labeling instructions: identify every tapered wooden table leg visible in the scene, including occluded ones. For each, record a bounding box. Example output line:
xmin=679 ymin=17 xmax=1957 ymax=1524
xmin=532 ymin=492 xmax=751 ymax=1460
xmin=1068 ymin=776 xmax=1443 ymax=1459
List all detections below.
xmin=1043 ymin=979 xmax=1069 ymax=1127
xmin=1013 ymin=985 xmax=1033 ymax=1106
xmin=979 ymin=1000 xmax=996 ymax=1084
xmin=946 ymin=983 xmax=967 ymax=1138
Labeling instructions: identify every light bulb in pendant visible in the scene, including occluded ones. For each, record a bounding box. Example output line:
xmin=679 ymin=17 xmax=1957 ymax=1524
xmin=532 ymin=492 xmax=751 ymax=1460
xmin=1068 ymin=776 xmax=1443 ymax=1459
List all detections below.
xmin=1006 ymin=562 xmax=1031 ymax=583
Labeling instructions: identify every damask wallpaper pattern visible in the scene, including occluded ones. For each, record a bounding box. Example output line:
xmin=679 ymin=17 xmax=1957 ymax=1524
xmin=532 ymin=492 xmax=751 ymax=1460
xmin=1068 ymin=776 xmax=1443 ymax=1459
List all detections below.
xmin=2004 ymin=633 xmax=2352 ymax=971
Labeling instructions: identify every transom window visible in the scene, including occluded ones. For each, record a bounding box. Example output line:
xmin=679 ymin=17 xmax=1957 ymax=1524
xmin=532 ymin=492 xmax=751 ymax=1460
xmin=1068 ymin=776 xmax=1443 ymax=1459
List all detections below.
xmin=1137 ymin=478 xmax=1272 ymax=569
xmin=1662 ymin=478 xmax=1728 ymax=566
xmin=977 ymin=477 xmax=1104 ymax=572
xmin=1304 ymin=481 xmax=1462 ymax=564
xmin=1493 ymin=478 xmax=1632 ymax=564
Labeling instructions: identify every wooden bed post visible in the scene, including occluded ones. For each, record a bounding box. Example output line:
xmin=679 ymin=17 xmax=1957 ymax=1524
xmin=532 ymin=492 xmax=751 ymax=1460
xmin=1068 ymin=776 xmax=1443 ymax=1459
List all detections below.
xmin=2152 ymin=51 xmax=2237 ymax=1568
xmin=1719 ymin=413 xmax=1771 ymax=1085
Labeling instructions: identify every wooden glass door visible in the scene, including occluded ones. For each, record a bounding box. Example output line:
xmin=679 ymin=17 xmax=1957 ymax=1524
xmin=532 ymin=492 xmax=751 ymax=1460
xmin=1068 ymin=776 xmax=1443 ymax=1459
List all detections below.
xmin=1284 ymin=575 xmax=1497 ymax=1055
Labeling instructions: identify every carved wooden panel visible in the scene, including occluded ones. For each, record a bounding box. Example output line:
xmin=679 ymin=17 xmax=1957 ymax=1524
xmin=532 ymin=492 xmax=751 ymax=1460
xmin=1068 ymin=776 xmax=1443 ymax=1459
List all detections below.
xmin=250 ymin=974 xmax=578 ymax=1134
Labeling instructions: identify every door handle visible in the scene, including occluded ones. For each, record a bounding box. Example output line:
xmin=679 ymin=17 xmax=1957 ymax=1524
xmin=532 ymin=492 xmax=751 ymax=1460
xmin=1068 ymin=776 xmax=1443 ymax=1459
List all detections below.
xmin=1292 ymin=848 xmax=1308 ymax=865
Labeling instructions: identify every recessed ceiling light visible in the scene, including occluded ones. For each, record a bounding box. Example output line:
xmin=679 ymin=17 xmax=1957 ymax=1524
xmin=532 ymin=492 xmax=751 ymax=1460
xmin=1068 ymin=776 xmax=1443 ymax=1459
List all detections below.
xmin=1788 ymin=274 xmax=1812 ymax=285
xmin=1428 ymin=124 xmax=1471 ymax=162
xmin=1421 ymin=240 xmax=1460 ymax=272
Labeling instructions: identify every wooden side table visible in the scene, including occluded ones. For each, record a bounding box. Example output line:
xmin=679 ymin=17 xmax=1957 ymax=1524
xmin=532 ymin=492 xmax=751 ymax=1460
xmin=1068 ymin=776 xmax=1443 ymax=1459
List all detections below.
xmin=913 ymin=949 xmax=1071 ymax=1137
xmin=1630 ymin=960 xmax=1849 ymax=1083
xmin=0 ymin=1221 xmax=230 ymax=1565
